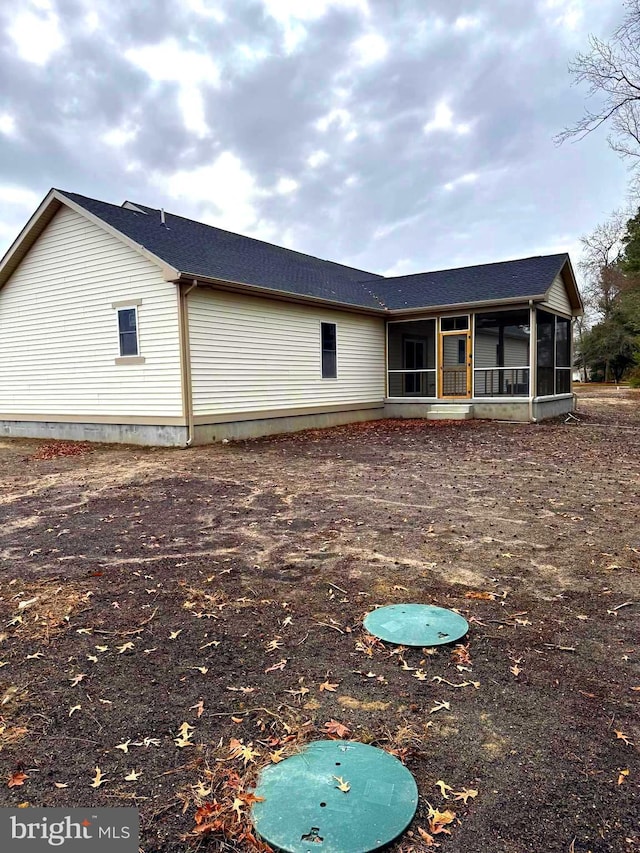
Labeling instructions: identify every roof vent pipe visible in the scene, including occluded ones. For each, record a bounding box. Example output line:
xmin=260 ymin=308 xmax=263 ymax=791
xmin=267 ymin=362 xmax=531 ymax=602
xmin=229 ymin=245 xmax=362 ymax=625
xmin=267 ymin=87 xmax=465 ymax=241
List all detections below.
xmin=160 ymin=208 xmax=166 ymax=226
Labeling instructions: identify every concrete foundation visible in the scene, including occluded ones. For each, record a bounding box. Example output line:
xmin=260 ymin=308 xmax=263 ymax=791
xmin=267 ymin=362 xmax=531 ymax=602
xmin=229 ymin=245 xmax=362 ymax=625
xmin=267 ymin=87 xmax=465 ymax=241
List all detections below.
xmin=385 ymin=395 xmax=576 ymax=423
xmin=532 ymin=395 xmax=576 ymax=420
xmin=192 ymin=406 xmax=386 ymax=444
xmin=0 ymin=395 xmax=576 ymax=447
xmin=471 ymin=401 xmax=530 ymax=421
xmin=0 ymin=419 xmax=188 ymax=447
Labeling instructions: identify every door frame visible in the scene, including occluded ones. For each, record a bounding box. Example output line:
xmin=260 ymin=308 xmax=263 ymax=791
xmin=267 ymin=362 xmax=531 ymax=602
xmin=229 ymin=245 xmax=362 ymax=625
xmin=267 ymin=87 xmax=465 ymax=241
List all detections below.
xmin=438 ymin=330 xmax=472 ymax=399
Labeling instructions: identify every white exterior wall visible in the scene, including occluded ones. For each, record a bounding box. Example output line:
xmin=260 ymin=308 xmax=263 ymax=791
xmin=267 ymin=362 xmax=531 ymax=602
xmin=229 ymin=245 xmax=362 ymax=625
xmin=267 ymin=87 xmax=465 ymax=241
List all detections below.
xmin=188 ymin=288 xmax=386 ymax=417
xmin=0 ymin=206 xmax=183 ymax=419
xmin=542 ymin=273 xmax=572 ymax=315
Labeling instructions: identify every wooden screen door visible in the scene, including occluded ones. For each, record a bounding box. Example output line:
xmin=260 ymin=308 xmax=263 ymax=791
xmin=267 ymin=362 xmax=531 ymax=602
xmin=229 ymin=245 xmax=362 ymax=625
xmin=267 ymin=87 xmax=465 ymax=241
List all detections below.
xmin=439 ymin=331 xmax=472 ymax=398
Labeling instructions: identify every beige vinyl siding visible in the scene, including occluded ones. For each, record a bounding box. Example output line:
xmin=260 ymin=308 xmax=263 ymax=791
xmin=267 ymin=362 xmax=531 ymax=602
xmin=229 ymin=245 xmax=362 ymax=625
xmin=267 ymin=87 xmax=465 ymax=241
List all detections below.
xmin=188 ymin=288 xmax=385 ymax=416
xmin=0 ymin=206 xmax=182 ymax=418
xmin=474 ymin=332 xmax=529 ymax=368
xmin=542 ymin=273 xmax=572 ymax=315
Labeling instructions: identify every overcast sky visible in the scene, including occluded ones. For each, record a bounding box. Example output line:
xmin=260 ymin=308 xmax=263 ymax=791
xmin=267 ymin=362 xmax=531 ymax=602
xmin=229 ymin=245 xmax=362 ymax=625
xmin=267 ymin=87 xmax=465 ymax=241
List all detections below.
xmin=0 ymin=0 xmax=632 ymax=278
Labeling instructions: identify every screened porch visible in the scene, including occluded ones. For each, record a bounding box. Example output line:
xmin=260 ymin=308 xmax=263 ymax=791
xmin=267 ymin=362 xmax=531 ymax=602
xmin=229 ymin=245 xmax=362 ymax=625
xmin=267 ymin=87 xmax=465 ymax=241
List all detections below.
xmin=386 ymin=308 xmax=572 ymax=400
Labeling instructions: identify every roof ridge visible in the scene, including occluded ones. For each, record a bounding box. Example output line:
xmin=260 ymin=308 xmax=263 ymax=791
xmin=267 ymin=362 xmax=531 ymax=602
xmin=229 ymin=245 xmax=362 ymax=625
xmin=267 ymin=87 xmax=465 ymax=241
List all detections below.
xmin=149 ymin=208 xmax=383 ymax=280
xmin=379 ymin=252 xmax=569 ymax=283
xmin=56 ymin=188 xmax=382 ymax=282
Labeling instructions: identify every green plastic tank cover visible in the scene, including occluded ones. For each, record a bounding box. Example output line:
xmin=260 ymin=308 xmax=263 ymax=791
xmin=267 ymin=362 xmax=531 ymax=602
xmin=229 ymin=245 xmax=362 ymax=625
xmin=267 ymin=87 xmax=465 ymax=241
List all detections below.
xmin=363 ymin=603 xmax=468 ymax=646
xmin=251 ymin=740 xmax=418 ymax=853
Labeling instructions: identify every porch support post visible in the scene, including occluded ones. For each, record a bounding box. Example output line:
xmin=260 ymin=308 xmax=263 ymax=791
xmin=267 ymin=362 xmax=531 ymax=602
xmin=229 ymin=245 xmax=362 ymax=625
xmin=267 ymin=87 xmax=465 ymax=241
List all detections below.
xmin=529 ymin=302 xmax=537 ymax=420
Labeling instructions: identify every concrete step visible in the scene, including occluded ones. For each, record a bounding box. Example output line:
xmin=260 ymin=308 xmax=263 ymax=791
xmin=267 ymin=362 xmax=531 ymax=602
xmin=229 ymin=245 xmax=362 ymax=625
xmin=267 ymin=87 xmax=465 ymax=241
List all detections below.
xmin=426 ymin=404 xmax=473 ymax=420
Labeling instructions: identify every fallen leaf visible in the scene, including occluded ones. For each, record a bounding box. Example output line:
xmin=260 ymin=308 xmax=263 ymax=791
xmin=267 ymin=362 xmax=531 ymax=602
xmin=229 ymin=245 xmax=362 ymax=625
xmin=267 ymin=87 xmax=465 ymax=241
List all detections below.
xmin=323 ymin=719 xmax=351 ymax=738
xmin=453 ymin=788 xmax=479 ymax=804
xmin=115 ymin=740 xmax=132 ymax=754
xmin=231 ymin=797 xmax=245 ymax=821
xmin=286 ymin=686 xmax=310 ymax=702
xmin=53 ymin=782 xmax=68 ymax=789
xmin=8 ymin=771 xmax=28 ymax=788
xmin=319 ymin=680 xmax=339 ymax=692
xmin=429 ymin=700 xmax=450 ymax=714
xmin=427 ymin=804 xmax=456 ymax=835
xmin=117 ymin=643 xmax=134 ymax=654
xmin=90 ymin=767 xmax=107 ymax=788
xmin=266 ymin=638 xmax=284 ymax=652
xmin=86 ymin=655 xmax=98 ymax=664
xmin=618 ymin=769 xmax=630 ymax=785
xmin=417 ymin=827 xmax=436 ymax=846
xmin=465 ymin=591 xmax=494 ymax=600
xmin=333 ymin=775 xmax=351 ymax=793
xmin=124 ymin=770 xmax=141 ymax=781
xmin=614 ymin=730 xmax=634 ymax=746
xmin=70 ymin=673 xmax=87 ymax=687
xmin=413 ymin=670 xmax=428 ymax=681
xmin=175 ymin=722 xmax=195 ymax=748
xmin=228 ymin=738 xmax=260 ymax=765
xmin=169 ymin=630 xmax=182 ymax=640
xmin=26 ymin=652 xmax=44 ymax=660
xmin=510 ymin=664 xmax=521 ymax=677
xmin=95 ymin=645 xmax=109 ymax=652
xmin=68 ymin=704 xmax=81 ymax=717
xmin=190 ymin=700 xmax=205 ymax=719
xmin=435 ymin=780 xmax=453 ymax=799
xmin=451 ymin=644 xmax=471 ymax=666
xmin=270 ymin=748 xmax=286 ymax=763
xmin=193 ymin=780 xmax=212 ymax=798
xmin=264 ymin=659 xmax=287 ymax=673
xmin=191 ymin=666 xmax=209 ymax=675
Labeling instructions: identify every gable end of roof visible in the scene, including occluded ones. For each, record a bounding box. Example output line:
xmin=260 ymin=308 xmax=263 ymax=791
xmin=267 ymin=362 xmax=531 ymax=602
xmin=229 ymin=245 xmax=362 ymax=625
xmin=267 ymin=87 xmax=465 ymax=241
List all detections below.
xmin=0 ymin=189 xmax=181 ymax=291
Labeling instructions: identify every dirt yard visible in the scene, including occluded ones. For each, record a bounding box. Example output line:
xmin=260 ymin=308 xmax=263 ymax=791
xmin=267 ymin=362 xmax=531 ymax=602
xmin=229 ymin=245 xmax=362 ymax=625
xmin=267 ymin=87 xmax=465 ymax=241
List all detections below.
xmin=0 ymin=386 xmax=638 ymax=853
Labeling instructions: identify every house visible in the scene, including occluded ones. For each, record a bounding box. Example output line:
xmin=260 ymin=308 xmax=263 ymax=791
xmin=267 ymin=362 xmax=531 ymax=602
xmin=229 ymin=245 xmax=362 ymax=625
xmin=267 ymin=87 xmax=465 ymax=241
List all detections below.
xmin=0 ymin=189 xmax=582 ymax=446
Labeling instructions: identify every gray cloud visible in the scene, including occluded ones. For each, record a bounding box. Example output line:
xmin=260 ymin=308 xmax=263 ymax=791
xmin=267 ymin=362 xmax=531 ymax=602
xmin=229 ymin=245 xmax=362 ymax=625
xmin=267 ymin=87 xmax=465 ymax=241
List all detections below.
xmin=0 ymin=0 xmax=631 ymax=277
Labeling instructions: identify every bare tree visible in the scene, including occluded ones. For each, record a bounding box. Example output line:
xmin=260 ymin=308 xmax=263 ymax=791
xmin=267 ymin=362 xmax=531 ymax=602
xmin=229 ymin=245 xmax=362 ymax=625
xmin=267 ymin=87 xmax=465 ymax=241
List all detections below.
xmin=579 ymin=209 xmax=629 ymax=317
xmin=578 ymin=208 xmax=637 ymax=381
xmin=556 ymin=1 xmax=640 ymax=165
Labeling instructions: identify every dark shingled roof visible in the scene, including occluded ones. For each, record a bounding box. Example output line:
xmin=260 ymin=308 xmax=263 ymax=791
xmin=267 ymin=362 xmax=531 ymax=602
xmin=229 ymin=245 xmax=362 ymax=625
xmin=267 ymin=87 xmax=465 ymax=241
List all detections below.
xmin=374 ymin=254 xmax=569 ymax=309
xmin=58 ymin=191 xmax=384 ymax=310
xmin=58 ymin=190 xmax=570 ymax=313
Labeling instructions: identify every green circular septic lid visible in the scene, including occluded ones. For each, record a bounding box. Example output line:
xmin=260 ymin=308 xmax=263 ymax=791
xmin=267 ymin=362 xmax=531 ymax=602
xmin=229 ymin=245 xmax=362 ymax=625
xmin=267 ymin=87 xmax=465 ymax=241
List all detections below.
xmin=251 ymin=740 xmax=418 ymax=853
xmin=364 ymin=603 xmax=468 ymax=646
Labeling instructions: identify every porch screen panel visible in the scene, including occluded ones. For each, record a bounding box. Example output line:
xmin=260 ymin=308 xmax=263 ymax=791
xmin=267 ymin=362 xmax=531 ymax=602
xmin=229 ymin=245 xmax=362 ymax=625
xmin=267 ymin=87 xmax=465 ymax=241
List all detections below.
xmin=536 ymin=309 xmax=555 ymax=396
xmin=388 ymin=320 xmax=436 ymax=397
xmin=555 ymin=317 xmax=571 ymax=394
xmin=474 ymin=310 xmax=530 ymax=396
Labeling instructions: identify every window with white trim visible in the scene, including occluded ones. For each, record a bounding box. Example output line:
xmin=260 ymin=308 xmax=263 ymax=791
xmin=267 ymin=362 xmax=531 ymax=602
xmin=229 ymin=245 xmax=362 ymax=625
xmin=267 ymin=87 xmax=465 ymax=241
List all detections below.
xmin=117 ymin=307 xmax=140 ymax=357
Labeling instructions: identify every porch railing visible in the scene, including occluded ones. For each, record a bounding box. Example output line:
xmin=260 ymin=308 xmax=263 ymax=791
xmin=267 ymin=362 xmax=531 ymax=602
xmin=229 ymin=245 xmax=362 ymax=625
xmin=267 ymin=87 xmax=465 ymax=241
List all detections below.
xmin=474 ymin=367 xmax=530 ymax=397
xmin=387 ymin=370 xmax=436 ymax=398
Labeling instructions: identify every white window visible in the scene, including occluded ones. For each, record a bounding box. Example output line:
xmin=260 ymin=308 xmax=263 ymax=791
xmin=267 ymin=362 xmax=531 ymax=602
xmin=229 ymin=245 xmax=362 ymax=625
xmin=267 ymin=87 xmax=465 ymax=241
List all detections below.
xmin=117 ymin=306 xmax=140 ymax=357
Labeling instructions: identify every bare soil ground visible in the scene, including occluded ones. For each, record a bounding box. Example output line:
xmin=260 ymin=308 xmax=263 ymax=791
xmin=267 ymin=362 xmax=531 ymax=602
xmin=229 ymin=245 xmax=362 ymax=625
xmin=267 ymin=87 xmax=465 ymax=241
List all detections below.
xmin=0 ymin=386 xmax=638 ymax=852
